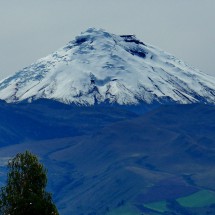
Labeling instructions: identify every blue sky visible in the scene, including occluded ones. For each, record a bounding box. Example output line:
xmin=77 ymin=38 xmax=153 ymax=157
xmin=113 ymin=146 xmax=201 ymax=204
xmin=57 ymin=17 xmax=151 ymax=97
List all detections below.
xmin=0 ymin=0 xmax=215 ymax=79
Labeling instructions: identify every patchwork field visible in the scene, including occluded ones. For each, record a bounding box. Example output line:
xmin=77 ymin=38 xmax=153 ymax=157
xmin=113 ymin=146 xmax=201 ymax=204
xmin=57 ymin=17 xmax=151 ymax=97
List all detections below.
xmin=177 ymin=190 xmax=215 ymax=208
xmin=137 ymin=190 xmax=215 ymax=215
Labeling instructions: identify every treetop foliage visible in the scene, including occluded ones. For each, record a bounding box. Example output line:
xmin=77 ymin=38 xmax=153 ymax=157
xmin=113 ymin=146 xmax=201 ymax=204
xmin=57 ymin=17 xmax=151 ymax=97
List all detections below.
xmin=0 ymin=151 xmax=59 ymax=215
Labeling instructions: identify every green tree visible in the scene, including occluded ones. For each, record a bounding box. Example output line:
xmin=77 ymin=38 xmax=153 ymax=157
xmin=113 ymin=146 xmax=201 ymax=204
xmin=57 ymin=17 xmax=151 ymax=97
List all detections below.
xmin=0 ymin=151 xmax=59 ymax=215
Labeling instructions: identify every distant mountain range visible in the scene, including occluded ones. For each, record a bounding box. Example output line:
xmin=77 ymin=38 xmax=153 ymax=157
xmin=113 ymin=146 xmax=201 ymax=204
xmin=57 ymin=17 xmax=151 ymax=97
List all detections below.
xmin=0 ymin=29 xmax=215 ymax=215
xmin=1 ymin=28 xmax=215 ymax=105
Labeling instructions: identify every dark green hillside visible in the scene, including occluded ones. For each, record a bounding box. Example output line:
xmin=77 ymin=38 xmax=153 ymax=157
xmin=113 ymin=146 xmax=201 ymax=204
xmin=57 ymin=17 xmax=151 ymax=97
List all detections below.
xmin=0 ymin=99 xmax=137 ymax=146
xmin=0 ymin=101 xmax=215 ymax=214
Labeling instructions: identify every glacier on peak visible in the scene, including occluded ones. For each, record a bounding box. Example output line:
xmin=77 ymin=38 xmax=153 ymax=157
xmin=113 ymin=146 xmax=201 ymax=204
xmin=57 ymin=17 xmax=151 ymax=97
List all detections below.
xmin=0 ymin=28 xmax=215 ymax=105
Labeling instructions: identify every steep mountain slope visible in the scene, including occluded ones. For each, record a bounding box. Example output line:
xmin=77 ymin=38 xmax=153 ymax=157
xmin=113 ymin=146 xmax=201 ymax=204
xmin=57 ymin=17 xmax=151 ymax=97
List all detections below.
xmin=1 ymin=28 xmax=215 ymax=105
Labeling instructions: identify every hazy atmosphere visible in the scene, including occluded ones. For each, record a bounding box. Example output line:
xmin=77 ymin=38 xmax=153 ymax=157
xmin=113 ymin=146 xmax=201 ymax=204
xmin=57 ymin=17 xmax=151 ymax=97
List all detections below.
xmin=0 ymin=0 xmax=215 ymax=80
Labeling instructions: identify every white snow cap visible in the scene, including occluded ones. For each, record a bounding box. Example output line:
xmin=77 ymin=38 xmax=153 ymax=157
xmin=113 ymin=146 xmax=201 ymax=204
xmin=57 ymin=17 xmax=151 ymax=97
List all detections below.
xmin=1 ymin=27 xmax=215 ymax=105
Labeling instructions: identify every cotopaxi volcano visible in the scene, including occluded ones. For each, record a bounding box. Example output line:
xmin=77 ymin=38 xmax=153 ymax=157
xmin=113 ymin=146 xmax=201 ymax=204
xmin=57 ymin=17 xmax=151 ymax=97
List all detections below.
xmin=1 ymin=28 xmax=215 ymax=105
xmin=0 ymin=29 xmax=215 ymax=215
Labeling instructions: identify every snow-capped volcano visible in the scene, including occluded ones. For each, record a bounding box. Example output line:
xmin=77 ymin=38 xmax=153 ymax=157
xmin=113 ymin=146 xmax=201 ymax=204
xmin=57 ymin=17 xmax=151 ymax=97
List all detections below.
xmin=1 ymin=28 xmax=215 ymax=105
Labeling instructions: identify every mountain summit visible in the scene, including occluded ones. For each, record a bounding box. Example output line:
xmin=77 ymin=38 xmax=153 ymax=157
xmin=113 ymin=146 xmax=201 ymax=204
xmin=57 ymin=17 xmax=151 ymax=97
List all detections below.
xmin=1 ymin=28 xmax=215 ymax=105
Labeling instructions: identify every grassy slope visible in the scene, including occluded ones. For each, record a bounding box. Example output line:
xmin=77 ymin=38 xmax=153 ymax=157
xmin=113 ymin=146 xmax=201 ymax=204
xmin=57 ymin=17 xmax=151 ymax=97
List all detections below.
xmin=0 ymin=102 xmax=215 ymax=214
xmin=177 ymin=190 xmax=215 ymax=208
xmin=144 ymin=201 xmax=168 ymax=213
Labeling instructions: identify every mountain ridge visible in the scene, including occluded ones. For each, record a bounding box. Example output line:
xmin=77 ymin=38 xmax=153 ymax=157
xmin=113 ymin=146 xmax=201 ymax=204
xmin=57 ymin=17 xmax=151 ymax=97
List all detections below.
xmin=1 ymin=28 xmax=215 ymax=105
